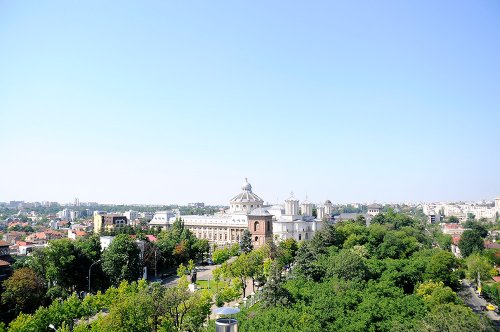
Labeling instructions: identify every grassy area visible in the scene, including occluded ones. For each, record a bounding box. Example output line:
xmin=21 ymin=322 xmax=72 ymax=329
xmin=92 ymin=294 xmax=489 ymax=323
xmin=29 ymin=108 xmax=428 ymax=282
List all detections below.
xmin=196 ymin=280 xmax=217 ymax=291
xmin=196 ymin=279 xmax=231 ymax=292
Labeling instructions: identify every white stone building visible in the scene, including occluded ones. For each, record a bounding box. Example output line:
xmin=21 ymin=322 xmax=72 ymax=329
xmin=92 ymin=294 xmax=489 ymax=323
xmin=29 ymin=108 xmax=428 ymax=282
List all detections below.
xmin=153 ymin=179 xmax=264 ymax=246
xmin=151 ymin=179 xmax=327 ymax=246
xmin=271 ymin=193 xmax=324 ymax=242
xmin=367 ymin=203 xmax=382 ymax=216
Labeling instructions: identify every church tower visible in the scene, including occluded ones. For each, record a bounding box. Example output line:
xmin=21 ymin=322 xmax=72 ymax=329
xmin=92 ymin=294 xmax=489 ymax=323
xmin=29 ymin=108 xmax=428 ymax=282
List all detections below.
xmin=285 ymin=192 xmax=300 ymax=216
xmin=300 ymin=196 xmax=314 ymax=217
xmin=324 ymin=200 xmax=333 ymax=216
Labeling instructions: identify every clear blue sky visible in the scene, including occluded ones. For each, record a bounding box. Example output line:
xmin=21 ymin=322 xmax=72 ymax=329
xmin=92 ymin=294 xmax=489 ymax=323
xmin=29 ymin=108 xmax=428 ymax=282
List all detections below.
xmin=1 ymin=1 xmax=499 ymax=205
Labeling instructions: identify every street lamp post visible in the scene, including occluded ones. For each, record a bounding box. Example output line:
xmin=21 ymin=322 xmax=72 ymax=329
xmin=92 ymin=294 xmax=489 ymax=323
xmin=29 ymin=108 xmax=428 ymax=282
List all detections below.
xmin=88 ymin=259 xmax=102 ymax=293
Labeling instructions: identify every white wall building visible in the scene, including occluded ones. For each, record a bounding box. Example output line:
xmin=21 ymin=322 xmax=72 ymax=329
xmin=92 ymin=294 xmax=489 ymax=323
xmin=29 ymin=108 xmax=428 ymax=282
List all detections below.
xmin=367 ymin=203 xmax=382 ymax=216
xmin=150 ymin=211 xmax=180 ymax=230
xmin=272 ymin=193 xmax=324 ymax=242
xmin=124 ymin=210 xmax=140 ymax=222
xmin=151 ymin=179 xmax=326 ymax=246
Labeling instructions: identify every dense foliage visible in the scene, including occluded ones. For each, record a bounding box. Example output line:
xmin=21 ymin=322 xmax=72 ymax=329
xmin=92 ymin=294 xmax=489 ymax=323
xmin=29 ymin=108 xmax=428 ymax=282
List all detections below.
xmin=4 ymin=279 xmax=211 ymax=332
xmin=2 ymin=212 xmax=498 ymax=331
xmin=237 ymin=213 xmax=494 ymax=332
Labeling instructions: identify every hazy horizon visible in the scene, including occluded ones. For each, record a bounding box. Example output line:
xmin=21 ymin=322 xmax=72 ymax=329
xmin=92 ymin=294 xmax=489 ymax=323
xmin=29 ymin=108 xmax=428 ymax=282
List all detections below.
xmin=1 ymin=1 xmax=499 ymax=205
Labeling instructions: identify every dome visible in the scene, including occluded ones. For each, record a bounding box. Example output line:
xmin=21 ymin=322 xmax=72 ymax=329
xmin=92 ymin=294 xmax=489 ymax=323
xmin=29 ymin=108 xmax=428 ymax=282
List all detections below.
xmin=324 ymin=200 xmax=332 ymax=205
xmin=230 ymin=178 xmax=264 ymax=204
xmin=286 ymin=191 xmax=298 ymax=202
xmin=302 ymin=195 xmax=311 ymax=205
xmin=241 ymin=178 xmax=252 ymax=192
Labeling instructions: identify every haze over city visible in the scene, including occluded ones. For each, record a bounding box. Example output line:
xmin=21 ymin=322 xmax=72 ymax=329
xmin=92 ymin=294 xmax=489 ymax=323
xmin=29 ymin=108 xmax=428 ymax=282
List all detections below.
xmin=1 ymin=1 xmax=499 ymax=205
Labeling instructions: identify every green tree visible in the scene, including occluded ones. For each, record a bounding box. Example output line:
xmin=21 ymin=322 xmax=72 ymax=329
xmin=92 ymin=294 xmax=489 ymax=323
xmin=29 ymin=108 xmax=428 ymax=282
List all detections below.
xmin=435 ymin=233 xmax=452 ymax=251
xmin=248 ymin=249 xmax=265 ymax=292
xmin=240 ymin=230 xmax=253 ymax=254
xmin=74 ymin=235 xmax=106 ymax=291
xmin=102 ymin=234 xmax=142 ymax=286
xmin=44 ymin=239 xmax=80 ymax=290
xmin=229 ymin=243 xmax=240 ymax=256
xmin=292 ymin=242 xmax=324 ymax=281
xmin=94 ymin=286 xmax=154 ymax=332
xmin=227 ymin=253 xmax=253 ymax=298
xmin=420 ymin=303 xmax=493 ymax=332
xmin=261 ymin=262 xmax=291 ymax=308
xmin=162 ymin=283 xmax=211 ymax=331
xmin=193 ymin=238 xmax=210 ymax=262
xmin=177 ymin=263 xmax=188 ymax=277
xmin=212 ymin=248 xmax=231 ymax=264
xmin=465 ymin=253 xmax=492 ymax=285
xmin=325 ymin=249 xmax=368 ymax=281
xmin=416 ymin=280 xmax=460 ymax=308
xmin=156 ymin=218 xmax=198 ymax=269
xmin=1 ymin=268 xmax=46 ymax=314
xmin=425 ymin=250 xmax=459 ymax=287
xmin=447 ymin=216 xmax=460 ymax=223
xmin=463 ymin=220 xmax=488 ymax=238
xmin=277 ymin=238 xmax=298 ymax=267
xmin=459 ymin=230 xmax=484 ymax=258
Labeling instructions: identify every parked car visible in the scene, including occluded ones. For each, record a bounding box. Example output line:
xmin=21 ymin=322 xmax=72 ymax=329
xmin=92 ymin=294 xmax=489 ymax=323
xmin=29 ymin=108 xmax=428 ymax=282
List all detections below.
xmin=207 ymin=258 xmax=215 ymax=265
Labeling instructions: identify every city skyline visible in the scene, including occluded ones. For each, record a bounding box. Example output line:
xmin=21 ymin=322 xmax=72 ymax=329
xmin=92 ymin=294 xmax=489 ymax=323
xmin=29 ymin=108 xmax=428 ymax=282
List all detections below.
xmin=1 ymin=185 xmax=499 ymax=207
xmin=1 ymin=1 xmax=499 ymax=204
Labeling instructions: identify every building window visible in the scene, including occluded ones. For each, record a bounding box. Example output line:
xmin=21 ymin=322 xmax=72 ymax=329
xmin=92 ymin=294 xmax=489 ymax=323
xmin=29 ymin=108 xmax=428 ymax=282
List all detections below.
xmin=254 ymin=221 xmax=260 ymax=232
xmin=255 ymin=236 xmax=258 ymax=242
xmin=299 ymin=234 xmax=302 ymax=241
xmin=267 ymin=221 xmax=270 ymax=232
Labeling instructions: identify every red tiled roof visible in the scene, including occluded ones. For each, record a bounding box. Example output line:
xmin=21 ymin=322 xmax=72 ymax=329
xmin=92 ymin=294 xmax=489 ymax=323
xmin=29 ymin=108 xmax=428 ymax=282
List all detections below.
xmin=0 ymin=259 xmax=10 ymax=267
xmin=492 ymin=276 xmax=500 ymax=283
xmin=444 ymin=224 xmax=464 ymax=229
xmin=452 ymin=236 xmax=461 ymax=245
xmin=0 ymin=241 xmax=10 ymax=247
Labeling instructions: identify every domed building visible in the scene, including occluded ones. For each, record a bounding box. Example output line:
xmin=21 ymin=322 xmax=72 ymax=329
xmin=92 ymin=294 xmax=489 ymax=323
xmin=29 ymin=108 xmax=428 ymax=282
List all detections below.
xmin=229 ymin=178 xmax=264 ymax=214
xmin=151 ymin=178 xmax=267 ymax=247
xmin=150 ymin=178 xmax=330 ymax=247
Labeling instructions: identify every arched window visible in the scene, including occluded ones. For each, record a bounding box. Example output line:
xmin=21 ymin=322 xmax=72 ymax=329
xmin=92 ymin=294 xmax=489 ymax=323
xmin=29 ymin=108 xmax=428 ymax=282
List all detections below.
xmin=255 ymin=236 xmax=259 ymax=242
xmin=254 ymin=221 xmax=260 ymax=232
xmin=267 ymin=221 xmax=270 ymax=232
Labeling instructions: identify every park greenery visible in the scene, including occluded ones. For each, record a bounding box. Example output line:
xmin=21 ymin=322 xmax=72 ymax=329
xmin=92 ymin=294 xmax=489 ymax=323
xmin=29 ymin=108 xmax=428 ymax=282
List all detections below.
xmin=2 ymin=212 xmax=500 ymax=331
xmin=236 ymin=211 xmax=495 ymax=332
xmin=0 ymin=219 xmax=210 ymax=327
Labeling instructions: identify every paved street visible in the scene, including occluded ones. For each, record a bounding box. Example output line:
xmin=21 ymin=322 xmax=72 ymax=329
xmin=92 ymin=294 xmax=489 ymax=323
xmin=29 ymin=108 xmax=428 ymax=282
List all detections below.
xmin=459 ymin=279 xmax=500 ymax=329
xmin=161 ymin=263 xmax=219 ymax=287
